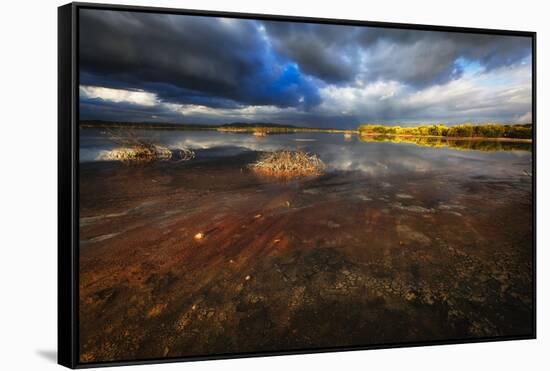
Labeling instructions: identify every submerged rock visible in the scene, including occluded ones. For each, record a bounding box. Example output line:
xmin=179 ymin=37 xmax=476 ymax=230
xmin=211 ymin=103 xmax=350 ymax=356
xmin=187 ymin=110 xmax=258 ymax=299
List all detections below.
xmin=396 ymin=193 xmax=414 ymax=199
xmin=392 ymin=202 xmax=434 ymax=214
xmin=396 ymin=224 xmax=431 ymax=245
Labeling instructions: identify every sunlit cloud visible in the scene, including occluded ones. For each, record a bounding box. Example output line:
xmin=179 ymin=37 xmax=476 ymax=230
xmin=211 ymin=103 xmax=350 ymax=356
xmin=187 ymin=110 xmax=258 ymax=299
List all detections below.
xmin=313 ymin=62 xmax=532 ymax=124
xmin=80 ymin=86 xmax=158 ymax=107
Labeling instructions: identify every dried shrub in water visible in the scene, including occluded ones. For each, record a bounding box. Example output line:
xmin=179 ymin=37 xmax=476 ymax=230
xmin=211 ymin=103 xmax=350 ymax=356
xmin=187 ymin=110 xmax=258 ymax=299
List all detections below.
xmin=249 ymin=150 xmax=325 ymax=178
xmin=97 ymin=129 xmax=195 ymax=164
xmin=97 ymin=145 xmax=171 ymax=163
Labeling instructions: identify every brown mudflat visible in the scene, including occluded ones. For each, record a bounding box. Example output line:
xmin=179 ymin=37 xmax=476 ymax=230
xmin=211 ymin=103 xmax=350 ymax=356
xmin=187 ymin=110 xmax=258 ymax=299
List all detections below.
xmin=79 ymin=151 xmax=533 ymax=363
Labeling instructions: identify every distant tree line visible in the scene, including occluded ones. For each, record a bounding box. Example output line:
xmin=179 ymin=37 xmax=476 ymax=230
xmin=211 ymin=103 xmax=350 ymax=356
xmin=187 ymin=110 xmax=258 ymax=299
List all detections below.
xmin=357 ymin=123 xmax=532 ymax=139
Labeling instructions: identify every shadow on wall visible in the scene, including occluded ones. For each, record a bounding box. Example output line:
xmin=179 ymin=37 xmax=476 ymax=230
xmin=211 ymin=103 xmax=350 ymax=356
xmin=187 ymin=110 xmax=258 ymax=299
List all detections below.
xmin=36 ymin=350 xmax=57 ymax=363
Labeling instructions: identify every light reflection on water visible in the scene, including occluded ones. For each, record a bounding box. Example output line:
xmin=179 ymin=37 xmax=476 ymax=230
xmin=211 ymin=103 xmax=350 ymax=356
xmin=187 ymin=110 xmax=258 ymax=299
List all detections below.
xmin=79 ymin=128 xmax=532 ymax=178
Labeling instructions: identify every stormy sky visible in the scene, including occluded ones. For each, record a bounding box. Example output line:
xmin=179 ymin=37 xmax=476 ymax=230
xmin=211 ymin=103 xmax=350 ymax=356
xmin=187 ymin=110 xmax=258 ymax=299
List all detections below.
xmin=79 ymin=9 xmax=533 ymax=128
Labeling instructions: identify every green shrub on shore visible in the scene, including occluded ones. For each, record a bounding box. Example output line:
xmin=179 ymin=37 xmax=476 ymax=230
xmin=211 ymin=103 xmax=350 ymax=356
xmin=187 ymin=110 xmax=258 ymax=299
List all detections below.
xmin=358 ymin=123 xmax=532 ymax=139
xmin=502 ymin=125 xmax=532 ymax=139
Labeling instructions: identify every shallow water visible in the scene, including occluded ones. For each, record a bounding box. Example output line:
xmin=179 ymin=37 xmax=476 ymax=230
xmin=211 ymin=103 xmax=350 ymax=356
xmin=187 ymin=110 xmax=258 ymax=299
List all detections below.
xmin=78 ymin=128 xmax=533 ymax=363
xmin=80 ymin=128 xmax=532 ymax=176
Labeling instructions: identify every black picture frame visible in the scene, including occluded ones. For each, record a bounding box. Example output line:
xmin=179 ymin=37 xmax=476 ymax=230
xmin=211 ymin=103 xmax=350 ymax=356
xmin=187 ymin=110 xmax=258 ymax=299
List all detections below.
xmin=58 ymin=2 xmax=537 ymax=368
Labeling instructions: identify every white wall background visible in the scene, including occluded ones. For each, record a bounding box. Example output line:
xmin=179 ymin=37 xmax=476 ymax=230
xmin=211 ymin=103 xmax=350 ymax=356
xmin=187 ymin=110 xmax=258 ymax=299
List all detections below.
xmin=0 ymin=0 xmax=546 ymax=369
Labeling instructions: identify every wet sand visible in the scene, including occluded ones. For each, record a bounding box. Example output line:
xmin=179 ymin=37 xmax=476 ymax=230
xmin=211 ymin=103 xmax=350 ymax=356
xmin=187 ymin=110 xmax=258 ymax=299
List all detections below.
xmin=79 ymin=151 xmax=533 ymax=363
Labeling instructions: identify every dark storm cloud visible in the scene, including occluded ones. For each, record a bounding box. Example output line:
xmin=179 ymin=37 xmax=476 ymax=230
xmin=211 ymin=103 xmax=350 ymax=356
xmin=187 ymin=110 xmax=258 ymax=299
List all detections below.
xmin=263 ymin=23 xmax=531 ymax=87
xmin=80 ymin=9 xmax=321 ymax=110
xmin=79 ymin=8 xmax=532 ymax=126
xmin=360 ymin=29 xmax=531 ymax=87
xmin=262 ymin=22 xmax=361 ymax=83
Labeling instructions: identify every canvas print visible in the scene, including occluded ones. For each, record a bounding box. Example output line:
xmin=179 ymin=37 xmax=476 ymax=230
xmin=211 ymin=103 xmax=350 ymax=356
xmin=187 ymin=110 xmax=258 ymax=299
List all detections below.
xmin=78 ymin=8 xmax=534 ymax=364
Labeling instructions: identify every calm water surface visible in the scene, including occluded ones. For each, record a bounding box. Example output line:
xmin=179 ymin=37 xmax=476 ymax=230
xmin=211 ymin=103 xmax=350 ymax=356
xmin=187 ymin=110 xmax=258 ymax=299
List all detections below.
xmin=80 ymin=128 xmax=532 ymax=178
